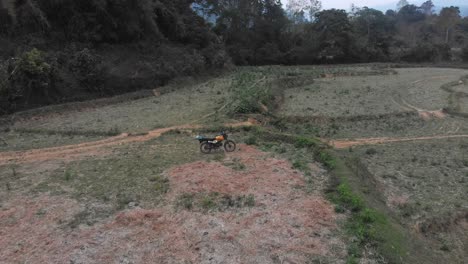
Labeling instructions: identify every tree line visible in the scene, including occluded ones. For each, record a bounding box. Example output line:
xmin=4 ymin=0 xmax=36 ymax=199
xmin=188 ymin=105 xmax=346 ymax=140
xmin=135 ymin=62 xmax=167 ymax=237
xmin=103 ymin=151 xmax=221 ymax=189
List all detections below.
xmin=195 ymin=0 xmax=468 ymax=64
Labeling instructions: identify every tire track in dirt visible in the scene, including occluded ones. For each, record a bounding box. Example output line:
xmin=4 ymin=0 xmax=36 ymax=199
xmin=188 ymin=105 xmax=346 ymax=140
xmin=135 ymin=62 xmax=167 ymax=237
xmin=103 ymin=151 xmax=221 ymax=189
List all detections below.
xmin=327 ymin=134 xmax=468 ymax=149
xmin=392 ymin=75 xmax=463 ymax=120
xmin=0 ymin=121 xmax=254 ymax=165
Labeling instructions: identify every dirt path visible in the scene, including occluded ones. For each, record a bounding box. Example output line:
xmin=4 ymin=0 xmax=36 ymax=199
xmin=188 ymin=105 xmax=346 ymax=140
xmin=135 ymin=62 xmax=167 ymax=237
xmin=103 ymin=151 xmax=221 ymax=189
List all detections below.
xmin=391 ymin=75 xmax=465 ymax=120
xmin=392 ymin=95 xmax=447 ymax=120
xmin=328 ymin=134 xmax=468 ymax=149
xmin=0 ymin=121 xmax=254 ymax=165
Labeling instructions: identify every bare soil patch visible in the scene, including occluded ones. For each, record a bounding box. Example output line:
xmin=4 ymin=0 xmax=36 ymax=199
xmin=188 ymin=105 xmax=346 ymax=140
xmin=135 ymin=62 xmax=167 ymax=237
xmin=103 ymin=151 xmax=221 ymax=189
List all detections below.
xmin=0 ymin=145 xmax=346 ymax=263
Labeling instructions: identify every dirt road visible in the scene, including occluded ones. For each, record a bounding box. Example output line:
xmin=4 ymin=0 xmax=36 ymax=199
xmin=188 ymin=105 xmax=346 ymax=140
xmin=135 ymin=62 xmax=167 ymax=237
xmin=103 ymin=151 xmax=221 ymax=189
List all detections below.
xmin=0 ymin=121 xmax=254 ymax=165
xmin=328 ymin=134 xmax=468 ymax=149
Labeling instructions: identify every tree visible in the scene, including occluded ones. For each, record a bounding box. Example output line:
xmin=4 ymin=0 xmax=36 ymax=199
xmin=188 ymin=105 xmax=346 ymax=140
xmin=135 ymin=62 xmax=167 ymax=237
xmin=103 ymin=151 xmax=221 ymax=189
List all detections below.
xmin=0 ymin=7 xmax=12 ymax=35
xmin=196 ymin=0 xmax=289 ymax=65
xmin=398 ymin=4 xmax=425 ymax=23
xmin=314 ymin=9 xmax=354 ymax=61
xmin=397 ymin=0 xmax=409 ymax=11
xmin=420 ymin=1 xmax=434 ymax=16
xmin=438 ymin=6 xmax=461 ymax=43
xmin=352 ymin=7 xmax=394 ymax=60
xmin=286 ymin=0 xmax=321 ymax=21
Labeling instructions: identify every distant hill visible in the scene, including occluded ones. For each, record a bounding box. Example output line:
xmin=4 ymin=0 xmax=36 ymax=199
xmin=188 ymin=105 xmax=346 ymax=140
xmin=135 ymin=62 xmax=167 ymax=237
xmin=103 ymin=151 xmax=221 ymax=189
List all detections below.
xmin=372 ymin=0 xmax=468 ymax=16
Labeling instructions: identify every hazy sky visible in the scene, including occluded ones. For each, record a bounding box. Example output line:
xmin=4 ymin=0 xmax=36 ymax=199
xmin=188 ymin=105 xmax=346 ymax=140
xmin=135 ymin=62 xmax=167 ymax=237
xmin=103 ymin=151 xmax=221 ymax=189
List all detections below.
xmin=281 ymin=0 xmax=397 ymax=10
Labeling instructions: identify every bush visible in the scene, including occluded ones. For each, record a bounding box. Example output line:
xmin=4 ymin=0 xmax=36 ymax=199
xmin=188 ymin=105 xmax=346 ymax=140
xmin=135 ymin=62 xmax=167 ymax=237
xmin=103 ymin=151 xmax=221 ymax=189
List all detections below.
xmin=402 ymin=43 xmax=451 ymax=62
xmin=294 ymin=137 xmax=318 ymax=148
xmin=365 ymin=148 xmax=377 ymax=155
xmin=69 ymin=48 xmax=105 ymax=93
xmin=0 ymin=8 xmax=12 ymax=35
xmin=461 ymin=46 xmax=468 ymax=62
xmin=17 ymin=48 xmax=52 ymax=75
xmin=292 ymin=160 xmax=308 ymax=171
xmin=6 ymin=48 xmax=58 ymax=108
xmin=244 ymin=136 xmax=258 ymax=146
xmin=315 ymin=150 xmax=337 ymax=170
xmin=337 ymin=183 xmax=365 ymax=212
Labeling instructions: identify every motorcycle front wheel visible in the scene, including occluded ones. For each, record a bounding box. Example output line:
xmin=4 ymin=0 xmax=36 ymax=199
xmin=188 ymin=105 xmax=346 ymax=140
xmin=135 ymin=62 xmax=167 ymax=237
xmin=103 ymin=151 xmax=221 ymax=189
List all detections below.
xmin=224 ymin=140 xmax=236 ymax=152
xmin=200 ymin=142 xmax=212 ymax=154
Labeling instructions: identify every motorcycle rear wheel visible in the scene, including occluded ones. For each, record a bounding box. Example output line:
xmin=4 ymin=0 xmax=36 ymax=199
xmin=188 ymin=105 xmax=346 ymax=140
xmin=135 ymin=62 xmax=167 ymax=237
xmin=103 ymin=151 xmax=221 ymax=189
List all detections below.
xmin=200 ymin=142 xmax=212 ymax=154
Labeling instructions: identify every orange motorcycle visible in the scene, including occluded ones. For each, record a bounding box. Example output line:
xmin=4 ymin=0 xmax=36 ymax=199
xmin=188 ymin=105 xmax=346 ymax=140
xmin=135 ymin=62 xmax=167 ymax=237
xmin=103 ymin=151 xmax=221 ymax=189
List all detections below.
xmin=195 ymin=131 xmax=236 ymax=154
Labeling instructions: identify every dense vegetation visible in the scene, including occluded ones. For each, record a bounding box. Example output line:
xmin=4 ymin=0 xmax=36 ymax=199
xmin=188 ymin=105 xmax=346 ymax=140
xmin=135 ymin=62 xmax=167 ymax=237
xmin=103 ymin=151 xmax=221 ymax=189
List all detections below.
xmin=195 ymin=0 xmax=468 ymax=65
xmin=1 ymin=0 xmax=468 ymax=113
xmin=0 ymin=0 xmax=228 ymax=113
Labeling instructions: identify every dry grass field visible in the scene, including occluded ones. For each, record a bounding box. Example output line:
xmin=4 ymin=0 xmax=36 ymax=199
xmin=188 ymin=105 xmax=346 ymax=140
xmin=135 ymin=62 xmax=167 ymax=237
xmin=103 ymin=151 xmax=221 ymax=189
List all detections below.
xmin=1 ymin=64 xmax=467 ymax=263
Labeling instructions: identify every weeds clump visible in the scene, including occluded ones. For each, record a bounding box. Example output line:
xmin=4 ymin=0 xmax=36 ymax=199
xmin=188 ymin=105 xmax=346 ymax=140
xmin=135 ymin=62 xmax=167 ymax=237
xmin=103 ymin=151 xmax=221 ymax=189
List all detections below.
xmin=177 ymin=192 xmax=255 ymax=211
xmin=64 ymin=169 xmax=73 ymax=181
xmin=440 ymin=241 xmax=450 ymax=252
xmin=462 ymin=160 xmax=468 ymax=167
xmin=315 ymin=150 xmax=337 ymax=170
xmin=245 ymin=135 xmax=258 ymax=145
xmin=150 ymin=175 xmax=169 ymax=195
xmin=201 ymin=194 xmax=217 ymax=210
xmin=275 ymin=145 xmax=287 ymax=154
xmin=335 ymin=183 xmax=364 ymax=212
xmin=294 ymin=137 xmax=318 ymax=148
xmin=245 ymin=194 xmax=255 ymax=207
xmin=292 ymin=160 xmax=308 ymax=171
xmin=224 ymin=158 xmax=246 ymax=171
xmin=107 ymin=126 xmax=121 ymax=136
xmin=212 ymin=153 xmax=225 ymax=162
xmin=177 ymin=193 xmax=195 ymax=210
xmin=68 ymin=210 xmax=92 ymax=229
xmin=365 ymin=148 xmax=377 ymax=155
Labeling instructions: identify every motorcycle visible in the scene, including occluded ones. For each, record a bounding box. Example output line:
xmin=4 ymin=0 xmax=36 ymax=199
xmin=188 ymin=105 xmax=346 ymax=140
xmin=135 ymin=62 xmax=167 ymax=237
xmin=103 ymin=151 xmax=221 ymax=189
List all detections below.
xmin=195 ymin=132 xmax=236 ymax=154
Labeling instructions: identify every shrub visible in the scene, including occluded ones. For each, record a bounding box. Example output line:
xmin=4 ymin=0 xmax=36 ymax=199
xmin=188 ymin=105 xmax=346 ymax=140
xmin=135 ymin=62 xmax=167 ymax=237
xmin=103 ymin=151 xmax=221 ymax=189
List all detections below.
xmin=315 ymin=150 xmax=337 ymax=170
xmin=402 ymin=43 xmax=451 ymax=62
xmin=294 ymin=137 xmax=318 ymax=148
xmin=365 ymin=148 xmax=377 ymax=155
xmin=69 ymin=48 xmax=105 ymax=93
xmin=292 ymin=160 xmax=308 ymax=171
xmin=7 ymin=48 xmax=58 ymax=106
xmin=245 ymin=136 xmax=258 ymax=146
xmin=18 ymin=48 xmax=52 ymax=76
xmin=0 ymin=8 xmax=12 ymax=35
xmin=64 ymin=169 xmax=73 ymax=181
xmin=245 ymin=194 xmax=255 ymax=207
xmin=201 ymin=195 xmax=217 ymax=210
xmin=177 ymin=193 xmax=195 ymax=210
xmin=461 ymin=46 xmax=468 ymax=62
xmin=337 ymin=183 xmax=364 ymax=212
